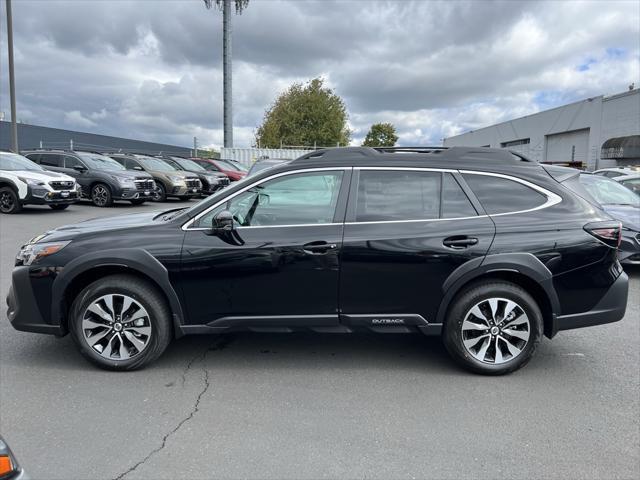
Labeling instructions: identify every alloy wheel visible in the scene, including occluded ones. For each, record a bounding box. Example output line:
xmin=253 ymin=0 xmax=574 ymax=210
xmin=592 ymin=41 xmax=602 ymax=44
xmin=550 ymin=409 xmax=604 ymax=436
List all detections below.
xmin=0 ymin=191 xmax=15 ymax=213
xmin=81 ymin=294 xmax=152 ymax=361
xmin=92 ymin=186 xmax=109 ymax=206
xmin=461 ymin=297 xmax=530 ymax=364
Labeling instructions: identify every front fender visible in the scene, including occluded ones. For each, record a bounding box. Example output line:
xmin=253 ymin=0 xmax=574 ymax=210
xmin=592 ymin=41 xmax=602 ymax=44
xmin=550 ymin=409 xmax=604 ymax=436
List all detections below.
xmin=435 ymin=252 xmax=561 ymax=326
xmin=51 ymin=248 xmax=186 ymax=337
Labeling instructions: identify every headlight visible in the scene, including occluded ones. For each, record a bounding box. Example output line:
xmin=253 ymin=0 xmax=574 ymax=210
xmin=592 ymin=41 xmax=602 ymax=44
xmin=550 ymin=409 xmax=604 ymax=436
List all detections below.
xmin=112 ymin=175 xmax=134 ymax=185
xmin=171 ymin=177 xmax=186 ymax=186
xmin=18 ymin=176 xmax=45 ymax=186
xmin=16 ymin=240 xmax=71 ymax=266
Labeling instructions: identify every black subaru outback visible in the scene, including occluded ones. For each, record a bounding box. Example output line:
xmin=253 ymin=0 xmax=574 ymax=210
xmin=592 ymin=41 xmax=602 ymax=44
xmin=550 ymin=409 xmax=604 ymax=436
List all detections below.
xmin=6 ymin=147 xmax=628 ymax=374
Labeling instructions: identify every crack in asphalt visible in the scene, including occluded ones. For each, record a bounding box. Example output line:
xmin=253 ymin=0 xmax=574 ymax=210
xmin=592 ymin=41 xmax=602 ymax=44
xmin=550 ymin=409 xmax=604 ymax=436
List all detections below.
xmin=113 ymin=337 xmax=234 ymax=480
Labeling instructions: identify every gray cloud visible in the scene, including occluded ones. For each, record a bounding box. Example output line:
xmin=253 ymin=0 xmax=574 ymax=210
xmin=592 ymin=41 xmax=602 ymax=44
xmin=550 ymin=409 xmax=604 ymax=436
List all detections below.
xmin=0 ymin=0 xmax=638 ymax=149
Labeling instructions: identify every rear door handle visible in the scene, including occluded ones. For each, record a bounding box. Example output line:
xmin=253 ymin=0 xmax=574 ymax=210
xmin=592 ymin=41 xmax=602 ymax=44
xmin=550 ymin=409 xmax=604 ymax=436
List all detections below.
xmin=443 ymin=236 xmax=479 ymax=249
xmin=303 ymin=241 xmax=337 ymax=254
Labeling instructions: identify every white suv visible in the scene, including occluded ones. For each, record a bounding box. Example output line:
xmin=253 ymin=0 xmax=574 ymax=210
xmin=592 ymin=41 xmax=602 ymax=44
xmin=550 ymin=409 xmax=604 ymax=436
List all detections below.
xmin=0 ymin=151 xmax=80 ymax=214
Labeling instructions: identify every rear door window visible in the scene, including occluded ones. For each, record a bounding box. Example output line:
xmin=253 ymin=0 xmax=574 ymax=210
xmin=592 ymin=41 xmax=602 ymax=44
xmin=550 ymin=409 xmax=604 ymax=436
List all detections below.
xmin=355 ymin=170 xmax=441 ymax=222
xmin=39 ymin=154 xmax=62 ymax=167
xmin=462 ymin=173 xmax=547 ymax=214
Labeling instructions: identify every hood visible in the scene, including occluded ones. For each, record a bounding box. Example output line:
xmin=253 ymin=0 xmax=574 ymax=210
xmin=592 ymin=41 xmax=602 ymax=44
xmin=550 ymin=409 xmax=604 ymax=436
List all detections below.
xmin=109 ymin=170 xmax=152 ymax=180
xmin=603 ymin=205 xmax=640 ymax=231
xmin=11 ymin=170 xmax=75 ymax=182
xmin=34 ymin=210 xmax=165 ymax=242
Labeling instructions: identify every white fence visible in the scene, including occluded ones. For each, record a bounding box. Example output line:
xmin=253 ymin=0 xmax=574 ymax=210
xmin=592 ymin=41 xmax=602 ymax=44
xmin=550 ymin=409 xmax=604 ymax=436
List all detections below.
xmin=220 ymin=148 xmax=313 ymax=166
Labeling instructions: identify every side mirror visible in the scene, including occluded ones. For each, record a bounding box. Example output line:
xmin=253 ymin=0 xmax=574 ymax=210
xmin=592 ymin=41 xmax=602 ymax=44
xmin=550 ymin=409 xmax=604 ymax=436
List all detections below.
xmin=212 ymin=210 xmax=234 ymax=232
xmin=133 ymin=166 xmax=144 ymax=171
xmin=73 ymin=165 xmax=87 ymax=172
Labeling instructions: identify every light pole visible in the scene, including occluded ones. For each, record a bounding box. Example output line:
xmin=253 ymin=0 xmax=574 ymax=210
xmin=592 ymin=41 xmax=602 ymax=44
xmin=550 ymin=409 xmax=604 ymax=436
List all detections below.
xmin=5 ymin=0 xmax=18 ymax=152
xmin=204 ymin=0 xmax=249 ymax=149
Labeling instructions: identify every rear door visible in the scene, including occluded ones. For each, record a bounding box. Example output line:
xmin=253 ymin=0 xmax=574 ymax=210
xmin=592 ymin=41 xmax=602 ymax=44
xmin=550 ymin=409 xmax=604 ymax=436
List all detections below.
xmin=339 ymin=168 xmax=495 ymax=329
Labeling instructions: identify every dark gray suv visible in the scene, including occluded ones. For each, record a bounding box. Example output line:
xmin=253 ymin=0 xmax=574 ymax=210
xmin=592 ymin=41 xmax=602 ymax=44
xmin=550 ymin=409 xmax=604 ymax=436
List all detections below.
xmin=23 ymin=150 xmax=156 ymax=207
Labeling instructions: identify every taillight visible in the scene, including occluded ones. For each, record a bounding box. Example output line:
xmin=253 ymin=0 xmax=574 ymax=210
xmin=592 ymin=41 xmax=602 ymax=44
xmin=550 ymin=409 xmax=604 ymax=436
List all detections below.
xmin=584 ymin=221 xmax=622 ymax=248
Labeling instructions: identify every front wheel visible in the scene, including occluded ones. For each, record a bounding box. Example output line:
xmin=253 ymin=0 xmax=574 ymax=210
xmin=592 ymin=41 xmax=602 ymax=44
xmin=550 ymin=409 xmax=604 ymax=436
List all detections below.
xmin=49 ymin=204 xmax=69 ymax=210
xmin=0 ymin=187 xmax=22 ymax=214
xmin=443 ymin=281 xmax=542 ymax=375
xmin=152 ymin=183 xmax=166 ymax=202
xmin=68 ymin=274 xmax=172 ymax=370
xmin=91 ymin=183 xmax=113 ymax=207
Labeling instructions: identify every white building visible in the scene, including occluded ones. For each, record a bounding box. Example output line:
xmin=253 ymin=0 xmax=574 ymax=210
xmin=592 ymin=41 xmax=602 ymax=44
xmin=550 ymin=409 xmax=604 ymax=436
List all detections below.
xmin=443 ymin=88 xmax=640 ymax=170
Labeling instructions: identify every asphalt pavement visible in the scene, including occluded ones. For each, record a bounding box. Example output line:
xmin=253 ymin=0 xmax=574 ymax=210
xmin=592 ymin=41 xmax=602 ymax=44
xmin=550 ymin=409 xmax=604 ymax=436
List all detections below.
xmin=1 ymin=200 xmax=638 ymax=480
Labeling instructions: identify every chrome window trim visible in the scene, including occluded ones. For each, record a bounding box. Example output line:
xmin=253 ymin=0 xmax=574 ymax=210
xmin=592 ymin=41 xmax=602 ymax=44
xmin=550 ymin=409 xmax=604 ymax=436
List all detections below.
xmin=182 ymin=167 xmax=351 ymax=231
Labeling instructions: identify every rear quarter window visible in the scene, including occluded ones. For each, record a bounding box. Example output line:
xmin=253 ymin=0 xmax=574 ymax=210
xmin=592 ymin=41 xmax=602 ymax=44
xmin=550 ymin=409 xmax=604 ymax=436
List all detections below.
xmin=462 ymin=173 xmax=547 ymax=215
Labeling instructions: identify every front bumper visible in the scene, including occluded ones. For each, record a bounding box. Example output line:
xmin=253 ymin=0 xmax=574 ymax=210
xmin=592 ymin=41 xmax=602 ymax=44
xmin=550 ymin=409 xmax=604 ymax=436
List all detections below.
xmin=553 ymin=271 xmax=628 ymax=334
xmin=170 ymin=185 xmax=200 ymax=197
xmin=6 ymin=266 xmax=64 ymax=335
xmin=619 ymin=230 xmax=640 ymax=265
xmin=25 ymin=186 xmax=79 ymax=205
xmin=112 ymin=185 xmax=155 ymax=201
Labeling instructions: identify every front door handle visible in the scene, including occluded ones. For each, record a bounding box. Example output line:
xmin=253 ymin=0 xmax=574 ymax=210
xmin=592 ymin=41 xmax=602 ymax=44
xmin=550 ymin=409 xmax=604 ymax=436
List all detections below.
xmin=443 ymin=236 xmax=479 ymax=249
xmin=303 ymin=241 xmax=337 ymax=254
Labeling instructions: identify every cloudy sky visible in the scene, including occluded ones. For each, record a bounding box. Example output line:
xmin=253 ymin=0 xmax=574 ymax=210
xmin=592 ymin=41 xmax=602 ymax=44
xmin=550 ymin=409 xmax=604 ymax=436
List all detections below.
xmin=1 ymin=0 xmax=638 ymax=149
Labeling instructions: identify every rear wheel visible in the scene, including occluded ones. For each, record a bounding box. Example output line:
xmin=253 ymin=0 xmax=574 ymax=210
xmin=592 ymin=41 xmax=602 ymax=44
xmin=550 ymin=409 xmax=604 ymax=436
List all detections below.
xmin=91 ymin=183 xmax=113 ymax=207
xmin=49 ymin=204 xmax=69 ymax=210
xmin=68 ymin=274 xmax=172 ymax=370
xmin=0 ymin=187 xmax=22 ymax=214
xmin=443 ymin=281 xmax=542 ymax=375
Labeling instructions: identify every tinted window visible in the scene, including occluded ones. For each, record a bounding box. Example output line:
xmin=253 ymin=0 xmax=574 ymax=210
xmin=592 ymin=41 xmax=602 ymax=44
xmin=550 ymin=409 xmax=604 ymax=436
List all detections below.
xmin=196 ymin=171 xmax=343 ymax=227
xmin=356 ymin=170 xmax=440 ymax=222
xmin=39 ymin=154 xmax=62 ymax=167
xmin=442 ymin=173 xmax=477 ymax=218
xmin=64 ymin=155 xmax=85 ymax=169
xmin=463 ymin=173 xmax=547 ymax=214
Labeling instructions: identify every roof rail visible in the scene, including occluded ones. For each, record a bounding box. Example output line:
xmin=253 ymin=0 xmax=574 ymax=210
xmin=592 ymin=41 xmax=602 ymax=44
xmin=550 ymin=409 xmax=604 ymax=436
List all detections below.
xmin=375 ymin=146 xmax=448 ymax=154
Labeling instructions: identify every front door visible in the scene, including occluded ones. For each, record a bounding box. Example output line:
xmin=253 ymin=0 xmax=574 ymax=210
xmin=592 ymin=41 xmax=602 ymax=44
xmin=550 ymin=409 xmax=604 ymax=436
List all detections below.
xmin=180 ymin=168 xmax=351 ymax=330
xmin=339 ymin=168 xmax=495 ymax=329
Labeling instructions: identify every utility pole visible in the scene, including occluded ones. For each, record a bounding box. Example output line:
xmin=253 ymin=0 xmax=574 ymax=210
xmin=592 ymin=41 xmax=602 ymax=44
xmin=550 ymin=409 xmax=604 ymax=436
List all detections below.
xmin=222 ymin=0 xmax=233 ymax=148
xmin=193 ymin=136 xmax=198 ymax=157
xmin=5 ymin=0 xmax=18 ymax=152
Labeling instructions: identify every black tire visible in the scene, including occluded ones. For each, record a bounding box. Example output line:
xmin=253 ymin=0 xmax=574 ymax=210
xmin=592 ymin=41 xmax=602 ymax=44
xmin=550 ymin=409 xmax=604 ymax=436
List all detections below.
xmin=91 ymin=183 xmax=113 ymax=207
xmin=130 ymin=199 xmax=146 ymax=205
xmin=152 ymin=183 xmax=167 ymax=202
xmin=0 ymin=186 xmax=22 ymax=214
xmin=49 ymin=204 xmax=69 ymax=210
xmin=443 ymin=281 xmax=542 ymax=375
xmin=68 ymin=274 xmax=172 ymax=371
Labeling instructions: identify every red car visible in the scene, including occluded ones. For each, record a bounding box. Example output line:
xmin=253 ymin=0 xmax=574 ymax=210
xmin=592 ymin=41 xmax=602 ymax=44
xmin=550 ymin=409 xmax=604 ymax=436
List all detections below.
xmin=191 ymin=158 xmax=248 ymax=182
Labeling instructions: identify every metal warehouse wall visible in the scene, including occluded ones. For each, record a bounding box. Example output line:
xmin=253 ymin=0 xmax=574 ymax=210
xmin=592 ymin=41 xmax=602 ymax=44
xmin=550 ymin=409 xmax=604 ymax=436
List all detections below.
xmin=443 ymin=89 xmax=640 ymax=170
xmin=220 ymin=147 xmax=314 ymax=166
xmin=0 ymin=121 xmax=192 ymax=156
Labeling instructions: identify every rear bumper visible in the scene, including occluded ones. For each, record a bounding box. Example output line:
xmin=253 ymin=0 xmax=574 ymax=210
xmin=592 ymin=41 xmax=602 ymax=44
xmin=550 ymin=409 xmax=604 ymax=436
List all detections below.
xmin=6 ymin=267 xmax=63 ymax=335
xmin=553 ymin=271 xmax=628 ymax=334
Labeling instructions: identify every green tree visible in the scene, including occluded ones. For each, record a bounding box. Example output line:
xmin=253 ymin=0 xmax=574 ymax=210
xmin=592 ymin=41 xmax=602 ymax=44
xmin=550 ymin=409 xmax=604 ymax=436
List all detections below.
xmin=362 ymin=122 xmax=399 ymax=147
xmin=255 ymin=78 xmax=351 ymax=149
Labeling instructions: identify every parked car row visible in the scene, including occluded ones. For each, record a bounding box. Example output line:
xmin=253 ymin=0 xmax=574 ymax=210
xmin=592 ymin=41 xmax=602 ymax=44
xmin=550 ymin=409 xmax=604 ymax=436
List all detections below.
xmin=0 ymin=149 xmax=243 ymax=213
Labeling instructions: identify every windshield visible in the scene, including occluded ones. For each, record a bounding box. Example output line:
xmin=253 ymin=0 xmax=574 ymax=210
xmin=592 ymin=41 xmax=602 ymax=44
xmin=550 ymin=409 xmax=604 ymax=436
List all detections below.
xmin=137 ymin=156 xmax=178 ymax=172
xmin=0 ymin=152 xmax=44 ymax=171
xmin=619 ymin=177 xmax=640 ymax=196
xmin=579 ymin=174 xmax=640 ymax=207
xmin=78 ymin=153 xmax=126 ymax=171
xmin=173 ymin=158 xmax=206 ymax=171
xmin=217 ymin=159 xmax=247 ymax=172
